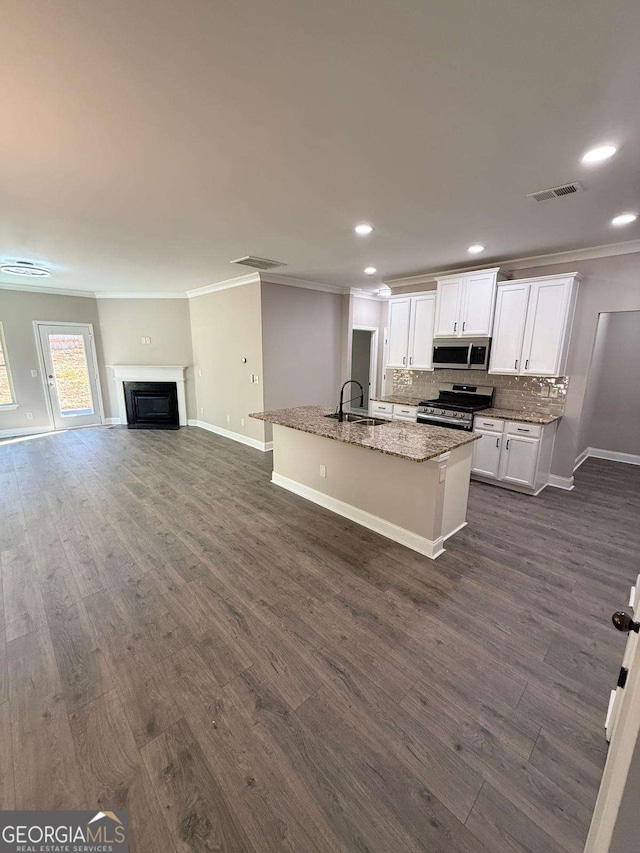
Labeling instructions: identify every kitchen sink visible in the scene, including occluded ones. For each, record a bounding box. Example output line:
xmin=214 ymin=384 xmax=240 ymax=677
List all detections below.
xmin=325 ymin=413 xmax=387 ymax=426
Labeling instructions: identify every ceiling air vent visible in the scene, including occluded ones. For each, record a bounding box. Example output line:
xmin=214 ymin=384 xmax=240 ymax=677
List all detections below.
xmin=230 ymin=255 xmax=287 ymax=271
xmin=527 ymin=182 xmax=583 ymax=202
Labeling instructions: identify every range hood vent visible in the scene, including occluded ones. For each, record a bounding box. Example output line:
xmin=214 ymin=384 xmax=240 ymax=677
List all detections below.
xmin=230 ymin=255 xmax=287 ymax=271
xmin=527 ymin=182 xmax=583 ymax=202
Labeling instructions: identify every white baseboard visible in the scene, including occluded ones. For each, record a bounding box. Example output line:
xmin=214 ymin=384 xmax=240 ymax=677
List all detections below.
xmin=586 ymin=447 xmax=640 ymax=467
xmin=573 ymin=447 xmax=590 ymax=471
xmin=443 ymin=521 xmax=467 ymax=541
xmin=0 ymin=425 xmax=54 ymax=439
xmin=271 ymin=471 xmax=446 ymax=559
xmin=188 ymin=419 xmax=273 ymax=452
xmin=548 ymin=474 xmax=575 ymax=491
xmin=105 ymin=417 xmax=122 ymax=425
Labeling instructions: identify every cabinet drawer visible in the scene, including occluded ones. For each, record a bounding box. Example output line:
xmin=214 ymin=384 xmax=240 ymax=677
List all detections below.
xmin=474 ymin=417 xmax=504 ymax=433
xmin=393 ymin=405 xmax=418 ymax=420
xmin=370 ymin=401 xmax=393 ymax=415
xmin=506 ymin=421 xmax=542 ymax=438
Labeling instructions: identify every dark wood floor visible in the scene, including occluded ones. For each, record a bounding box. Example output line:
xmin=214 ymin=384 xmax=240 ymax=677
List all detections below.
xmin=1 ymin=426 xmax=638 ymax=852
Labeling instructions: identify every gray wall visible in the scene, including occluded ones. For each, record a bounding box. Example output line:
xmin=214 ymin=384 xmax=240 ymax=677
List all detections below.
xmin=261 ymin=281 xmax=343 ymax=412
xmin=0 ymin=289 xmax=106 ymax=432
xmin=97 ymin=297 xmax=195 ymax=419
xmin=189 ymin=282 xmax=266 ymax=443
xmin=577 ymin=311 xmax=640 ymax=457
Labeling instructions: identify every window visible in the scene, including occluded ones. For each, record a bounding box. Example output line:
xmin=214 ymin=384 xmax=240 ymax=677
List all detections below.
xmin=0 ymin=322 xmax=17 ymax=407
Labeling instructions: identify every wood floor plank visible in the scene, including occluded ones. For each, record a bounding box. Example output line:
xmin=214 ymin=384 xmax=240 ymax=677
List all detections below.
xmin=70 ymin=689 xmax=178 ymax=853
xmin=3 ymin=426 xmax=637 ymax=852
xmin=141 ymin=716 xmax=255 ymax=852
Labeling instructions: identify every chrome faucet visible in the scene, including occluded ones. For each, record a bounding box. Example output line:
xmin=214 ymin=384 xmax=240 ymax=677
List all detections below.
xmin=338 ymin=380 xmax=364 ymax=422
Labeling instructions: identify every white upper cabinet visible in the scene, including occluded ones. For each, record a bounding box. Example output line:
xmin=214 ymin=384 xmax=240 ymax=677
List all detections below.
xmin=434 ymin=268 xmax=507 ymax=338
xmin=408 ymin=294 xmax=436 ymax=369
xmin=387 ymin=298 xmax=412 ymax=368
xmin=434 ymin=278 xmax=463 ymax=337
xmin=489 ymin=283 xmax=530 ymax=374
xmin=489 ymin=273 xmax=580 ymax=377
xmin=386 ymin=293 xmax=436 ymax=370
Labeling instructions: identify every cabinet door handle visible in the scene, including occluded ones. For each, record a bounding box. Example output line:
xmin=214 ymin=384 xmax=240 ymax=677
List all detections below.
xmin=525 ymin=359 xmax=529 ymax=369
xmin=409 ymin=356 xmax=413 ymax=365
xmin=454 ymin=322 xmax=457 ymax=332
xmin=506 ymin=439 xmax=510 ymax=450
xmin=514 ymin=359 xmax=518 ymax=370
xmin=517 ymin=428 xmax=530 ymax=432
xmin=462 ymin=321 xmax=466 ymax=332
xmin=496 ymin=437 xmax=500 ymax=448
xmin=403 ymin=356 xmax=406 ymax=365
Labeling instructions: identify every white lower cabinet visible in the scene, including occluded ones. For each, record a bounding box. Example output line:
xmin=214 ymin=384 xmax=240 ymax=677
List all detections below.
xmin=499 ymin=435 xmax=539 ymax=488
xmin=472 ymin=418 xmax=556 ymax=494
xmin=472 ymin=431 xmax=502 ymax=479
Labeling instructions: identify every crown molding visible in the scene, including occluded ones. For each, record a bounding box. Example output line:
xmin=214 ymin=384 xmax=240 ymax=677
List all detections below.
xmin=262 ymin=273 xmax=348 ymax=295
xmin=384 ymin=239 xmax=640 ymax=288
xmin=0 ymin=281 xmax=96 ymax=298
xmin=95 ymin=291 xmax=187 ymax=299
xmin=186 ymin=272 xmax=261 ymax=298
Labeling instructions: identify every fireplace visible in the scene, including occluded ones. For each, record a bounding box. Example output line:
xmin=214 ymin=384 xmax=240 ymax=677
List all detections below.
xmin=124 ymin=381 xmax=179 ymax=429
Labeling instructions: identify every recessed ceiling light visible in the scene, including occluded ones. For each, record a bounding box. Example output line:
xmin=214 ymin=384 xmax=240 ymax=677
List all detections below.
xmin=611 ymin=212 xmax=638 ymax=226
xmin=581 ymin=144 xmax=617 ymax=164
xmin=355 ymin=224 xmax=374 ymax=236
xmin=468 ymin=244 xmax=485 ymax=254
xmin=0 ymin=260 xmax=51 ymax=277
xmin=364 ymin=266 xmax=377 ymax=275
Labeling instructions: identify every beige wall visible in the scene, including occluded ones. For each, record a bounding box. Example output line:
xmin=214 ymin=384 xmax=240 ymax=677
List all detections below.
xmin=189 ymin=282 xmax=266 ymax=443
xmin=97 ymin=297 xmax=195 ymax=419
xmin=261 ymin=282 xmax=344 ymax=429
xmin=389 ymin=251 xmax=640 ymax=479
xmin=0 ymin=289 xmax=106 ymax=432
xmin=577 ymin=310 xmax=640 ymax=457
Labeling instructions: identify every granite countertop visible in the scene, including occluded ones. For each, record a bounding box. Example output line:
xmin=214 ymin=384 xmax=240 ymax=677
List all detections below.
xmin=370 ymin=394 xmax=424 ymax=406
xmin=251 ymin=405 xmax=479 ymax=463
xmin=481 ymin=408 xmax=562 ymax=425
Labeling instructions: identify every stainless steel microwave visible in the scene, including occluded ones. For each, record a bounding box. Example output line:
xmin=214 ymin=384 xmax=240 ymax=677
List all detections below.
xmin=432 ymin=338 xmax=491 ymax=370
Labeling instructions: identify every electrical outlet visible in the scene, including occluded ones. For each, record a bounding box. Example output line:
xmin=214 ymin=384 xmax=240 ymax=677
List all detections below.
xmin=549 ymin=386 xmax=559 ymax=398
xmin=319 ymin=464 xmax=326 ymax=478
xmin=198 ymin=369 xmax=202 ymax=377
xmin=31 ymin=369 xmax=38 ymax=378
xmin=141 ymin=336 xmax=151 ymax=344
xmin=200 ymin=407 xmax=204 ymax=415
xmin=26 ymin=412 xmax=34 ymax=420
xmin=540 ymin=386 xmax=550 ymax=397
xmin=241 ymin=418 xmax=245 ymax=427
xmin=226 ymin=414 xmax=231 ymax=423
xmin=254 ymin=374 xmax=259 ymax=384
xmin=439 ymin=464 xmax=446 ymax=483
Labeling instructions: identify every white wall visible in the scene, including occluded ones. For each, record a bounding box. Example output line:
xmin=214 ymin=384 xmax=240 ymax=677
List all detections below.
xmin=351 ymin=295 xmax=388 ymax=398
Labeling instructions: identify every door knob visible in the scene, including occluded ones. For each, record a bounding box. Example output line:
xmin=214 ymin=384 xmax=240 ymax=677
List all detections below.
xmin=612 ymin=611 xmax=640 ymax=634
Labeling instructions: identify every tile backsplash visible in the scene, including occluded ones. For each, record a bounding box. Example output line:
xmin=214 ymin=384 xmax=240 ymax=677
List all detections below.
xmin=392 ymin=369 xmax=568 ymax=415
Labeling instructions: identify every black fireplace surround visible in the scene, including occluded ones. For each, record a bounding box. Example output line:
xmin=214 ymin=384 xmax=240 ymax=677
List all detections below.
xmin=124 ymin=381 xmax=179 ymax=429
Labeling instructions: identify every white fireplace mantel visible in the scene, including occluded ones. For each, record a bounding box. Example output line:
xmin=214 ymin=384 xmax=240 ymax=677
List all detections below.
xmin=107 ymin=364 xmax=187 ymax=426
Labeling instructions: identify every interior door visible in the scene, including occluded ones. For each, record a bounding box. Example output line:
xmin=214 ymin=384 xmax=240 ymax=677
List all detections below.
xmin=386 ymin=299 xmax=411 ymax=368
xmin=434 ymin=279 xmax=462 ymax=337
xmin=489 ymin=283 xmax=530 ymax=374
xmin=36 ymin=323 xmax=103 ymax=430
xmin=471 ymin=431 xmax=502 ymax=479
xmin=461 ymin=272 xmax=495 ymax=336
xmin=520 ymin=279 xmax=571 ymax=376
xmin=408 ymin=294 xmax=435 ymax=369
xmin=499 ymin=435 xmax=539 ymax=487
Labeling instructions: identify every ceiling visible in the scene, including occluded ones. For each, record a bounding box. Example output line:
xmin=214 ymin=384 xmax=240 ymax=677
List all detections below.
xmin=1 ymin=0 xmax=639 ymax=295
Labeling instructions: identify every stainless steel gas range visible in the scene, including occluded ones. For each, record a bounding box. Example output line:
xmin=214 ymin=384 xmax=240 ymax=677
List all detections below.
xmin=417 ymin=383 xmax=494 ymax=431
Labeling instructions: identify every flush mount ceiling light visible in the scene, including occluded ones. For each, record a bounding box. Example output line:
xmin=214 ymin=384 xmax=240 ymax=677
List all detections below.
xmin=355 ymin=223 xmax=374 ymax=236
xmin=0 ymin=260 xmax=51 ymax=277
xmin=581 ymin=144 xmax=617 ymax=164
xmin=467 ymin=244 xmax=485 ymax=254
xmin=364 ymin=266 xmax=377 ymax=275
xmin=611 ymin=212 xmax=638 ymax=226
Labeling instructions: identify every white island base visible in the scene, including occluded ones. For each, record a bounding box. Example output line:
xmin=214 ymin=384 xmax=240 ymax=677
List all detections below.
xmin=270 ymin=423 xmax=474 ymax=559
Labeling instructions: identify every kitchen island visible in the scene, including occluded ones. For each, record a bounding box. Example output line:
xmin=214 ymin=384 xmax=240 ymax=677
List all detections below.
xmin=251 ymin=405 xmax=479 ymax=558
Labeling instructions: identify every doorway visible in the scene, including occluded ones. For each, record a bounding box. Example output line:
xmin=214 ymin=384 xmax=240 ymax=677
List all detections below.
xmin=34 ymin=322 xmax=104 ymax=430
xmin=350 ymin=326 xmax=378 ymax=411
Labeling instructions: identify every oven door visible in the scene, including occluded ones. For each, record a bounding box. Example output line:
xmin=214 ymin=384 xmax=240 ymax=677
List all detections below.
xmin=432 ymin=343 xmax=471 ymax=369
xmin=417 ymin=415 xmax=472 ymax=431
